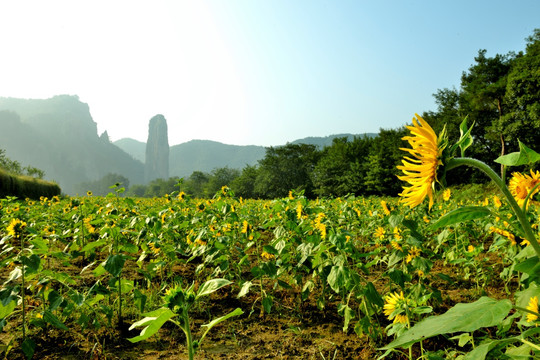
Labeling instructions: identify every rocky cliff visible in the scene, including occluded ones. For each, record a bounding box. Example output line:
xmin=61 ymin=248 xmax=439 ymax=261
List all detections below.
xmin=0 ymin=95 xmax=144 ymax=194
xmin=145 ymin=114 xmax=169 ymax=182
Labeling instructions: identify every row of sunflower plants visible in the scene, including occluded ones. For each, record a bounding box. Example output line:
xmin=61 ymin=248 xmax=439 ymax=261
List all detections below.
xmin=0 ymin=140 xmax=538 ymax=359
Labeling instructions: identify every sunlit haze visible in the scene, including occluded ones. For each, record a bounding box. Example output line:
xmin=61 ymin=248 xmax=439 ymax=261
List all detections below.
xmin=1 ymin=0 xmax=539 ymax=146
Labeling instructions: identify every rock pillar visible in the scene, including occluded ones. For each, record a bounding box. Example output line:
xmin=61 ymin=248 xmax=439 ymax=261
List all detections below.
xmin=145 ymin=114 xmax=169 ymax=183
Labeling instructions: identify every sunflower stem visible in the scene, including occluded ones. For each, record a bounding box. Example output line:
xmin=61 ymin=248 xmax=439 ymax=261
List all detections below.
xmin=446 ymin=157 xmax=540 ymax=259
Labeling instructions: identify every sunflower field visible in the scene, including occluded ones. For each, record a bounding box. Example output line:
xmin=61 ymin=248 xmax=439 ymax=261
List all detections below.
xmin=0 ymin=116 xmax=540 ymax=360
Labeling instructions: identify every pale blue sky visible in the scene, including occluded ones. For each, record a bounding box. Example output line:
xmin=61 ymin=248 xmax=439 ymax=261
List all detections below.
xmin=0 ymin=1 xmax=538 ymax=146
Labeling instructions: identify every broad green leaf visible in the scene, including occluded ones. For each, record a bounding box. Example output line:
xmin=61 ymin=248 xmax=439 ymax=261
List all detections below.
xmin=495 ymin=140 xmax=540 ymax=166
xmin=429 ymin=206 xmax=491 ymax=231
xmin=464 ymin=340 xmax=500 ymax=360
xmin=237 ymin=281 xmax=253 ymax=298
xmin=338 ymin=303 xmax=355 ymax=332
xmin=43 ymin=310 xmax=69 ymax=330
xmin=128 ymin=308 xmax=177 ymax=343
xmin=196 ymin=279 xmax=232 ymax=300
xmin=199 ymin=308 xmax=243 ymax=346
xmin=103 ymin=254 xmax=125 ymax=278
xmin=20 ymin=254 xmax=40 ymax=273
xmin=262 ymin=295 xmax=273 ymax=314
xmin=364 ymin=282 xmax=384 ymax=308
xmin=22 ymin=338 xmax=35 ymax=360
xmin=41 ymin=270 xmax=77 ymax=285
xmin=120 ymin=243 xmax=139 ymax=254
xmin=0 ymin=300 xmax=16 ymax=319
xmin=382 ymin=297 xmax=512 ymax=350
xmin=327 ymin=265 xmax=349 ymax=294
xmin=81 ymin=240 xmax=107 ymax=253
xmin=514 ymin=257 xmax=540 ymax=276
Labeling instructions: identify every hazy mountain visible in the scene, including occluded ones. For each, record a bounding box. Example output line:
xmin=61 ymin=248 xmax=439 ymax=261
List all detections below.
xmin=114 ymin=138 xmax=146 ymax=162
xmin=290 ymin=133 xmax=378 ymax=148
xmin=115 ymin=133 xmax=377 ymax=178
xmin=169 ymin=140 xmax=266 ymax=177
xmin=0 ymin=95 xmax=144 ymax=194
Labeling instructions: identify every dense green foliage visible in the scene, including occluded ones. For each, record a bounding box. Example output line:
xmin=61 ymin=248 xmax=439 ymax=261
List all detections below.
xmin=74 ymin=173 xmax=130 ymax=196
xmin=0 ymin=149 xmax=60 ymax=199
xmin=0 ymin=168 xmax=60 ymax=199
xmin=423 ymin=29 xmax=540 ymax=184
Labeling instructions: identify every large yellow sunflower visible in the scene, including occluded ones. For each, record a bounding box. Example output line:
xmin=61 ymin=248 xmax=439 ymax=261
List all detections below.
xmin=508 ymin=170 xmax=540 ymax=208
xmin=397 ymin=114 xmax=443 ymax=209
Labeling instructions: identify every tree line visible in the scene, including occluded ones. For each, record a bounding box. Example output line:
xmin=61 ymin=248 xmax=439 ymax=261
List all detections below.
xmin=76 ymin=29 xmax=540 ymax=199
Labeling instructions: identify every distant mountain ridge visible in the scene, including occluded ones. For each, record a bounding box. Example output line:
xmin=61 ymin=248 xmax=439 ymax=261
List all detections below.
xmin=0 ymin=94 xmax=378 ymax=194
xmin=114 ymin=133 xmax=376 ymax=178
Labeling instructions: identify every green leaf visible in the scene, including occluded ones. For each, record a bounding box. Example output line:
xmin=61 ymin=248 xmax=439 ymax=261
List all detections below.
xmin=382 ymin=297 xmax=512 ymax=350
xmin=237 ymin=281 xmax=253 ymax=298
xmin=429 ymin=206 xmax=491 ymax=231
xmin=364 ymin=282 xmax=384 ymax=308
xmin=495 ymin=140 xmax=540 ymax=166
xmin=21 ymin=338 xmax=35 ymax=360
xmin=262 ymin=295 xmax=273 ymax=314
xmin=199 ymin=308 xmax=243 ymax=347
xmin=128 ymin=308 xmax=177 ymax=343
xmin=457 ymin=117 xmax=474 ymax=157
xmin=20 ymin=254 xmax=41 ymax=273
xmin=103 ymin=254 xmax=125 ymax=278
xmin=43 ymin=310 xmax=69 ymax=330
xmin=327 ymin=265 xmax=349 ymax=294
xmin=0 ymin=300 xmax=16 ymax=319
xmin=514 ymin=257 xmax=540 ymax=276
xmin=196 ymin=279 xmax=232 ymax=300
xmin=81 ymin=240 xmax=107 ymax=253
xmin=338 ymin=303 xmax=355 ymax=332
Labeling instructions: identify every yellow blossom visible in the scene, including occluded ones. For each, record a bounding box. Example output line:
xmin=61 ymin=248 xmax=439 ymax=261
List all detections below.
xmin=381 ymin=200 xmax=391 ymax=215
xmin=397 ymin=114 xmax=444 ymax=209
xmin=261 ymin=251 xmax=275 ymax=261
xmin=7 ymin=218 xmax=27 ymax=239
xmin=443 ymin=188 xmax=451 ymax=201
xmin=526 ymin=296 xmax=539 ymax=323
xmin=383 ymin=291 xmax=410 ymax=324
xmin=493 ymin=195 xmax=502 ymax=209
xmin=406 ymin=246 xmax=421 ymax=263
xmin=509 ymin=170 xmax=540 ymax=208
xmin=241 ymin=220 xmax=249 ymax=234
xmin=490 ymin=226 xmax=516 ymax=245
xmin=374 ymin=227 xmax=385 ymax=240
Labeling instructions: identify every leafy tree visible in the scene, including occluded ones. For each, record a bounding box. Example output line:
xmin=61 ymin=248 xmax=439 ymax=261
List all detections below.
xmin=204 ymin=167 xmax=240 ymax=197
xmin=0 ymin=149 xmax=45 ymax=179
xmin=231 ymin=165 xmax=260 ymax=198
xmin=312 ymin=136 xmax=374 ymax=197
xmin=496 ymin=29 xmax=540 ymax=151
xmin=254 ymin=144 xmax=321 ymax=199
xmin=143 ymin=177 xmax=180 ymax=197
xmin=183 ymin=171 xmax=210 ymax=198
xmin=363 ymin=128 xmax=408 ymax=195
xmin=76 ymin=173 xmax=130 ymax=196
